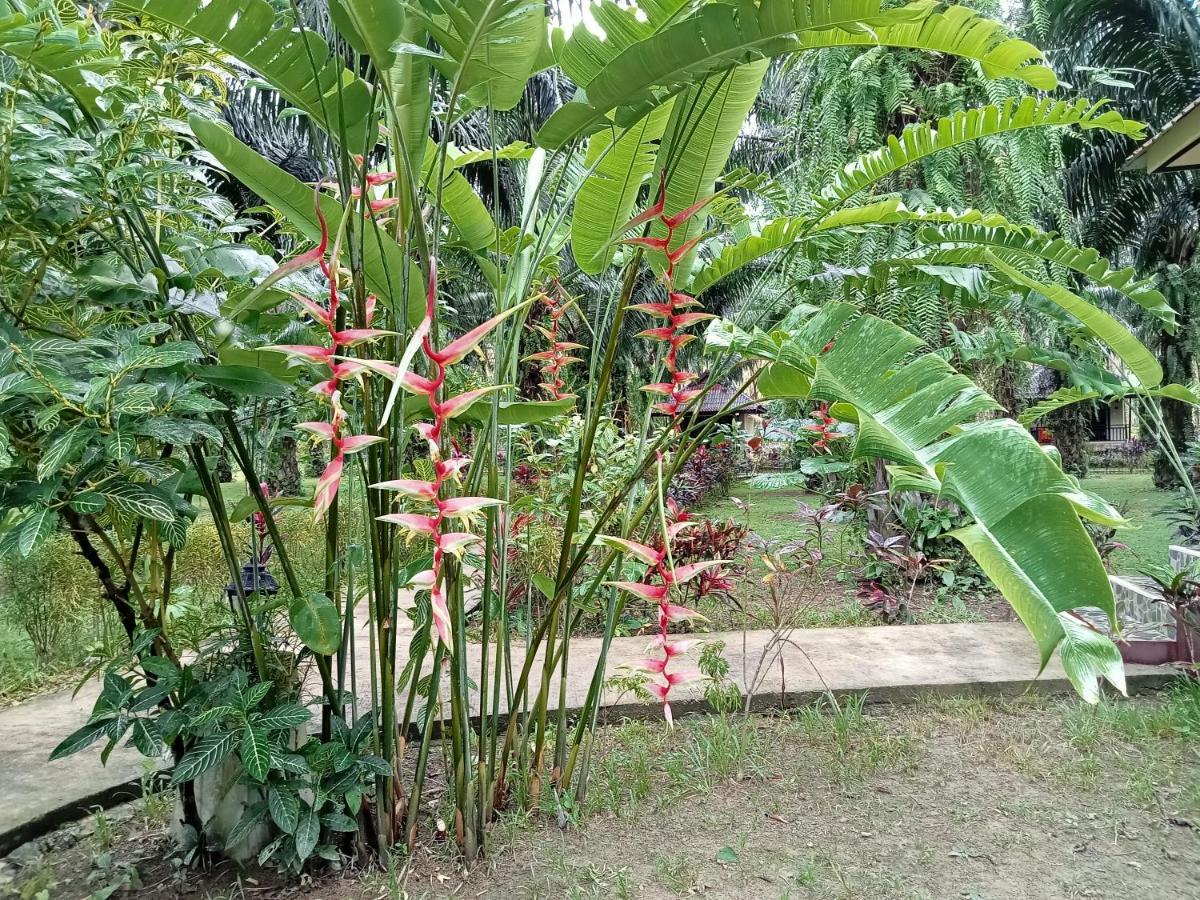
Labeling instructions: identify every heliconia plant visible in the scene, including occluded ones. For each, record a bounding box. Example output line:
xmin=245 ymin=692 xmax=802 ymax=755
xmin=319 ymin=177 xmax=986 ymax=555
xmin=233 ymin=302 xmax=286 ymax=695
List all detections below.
xmin=265 ymin=186 xmax=393 ymax=519
xmin=84 ymin=0 xmax=1146 ymax=872
xmin=626 ymin=177 xmax=718 ymax=420
xmin=524 ymin=282 xmax=585 ymax=401
xmin=371 ymin=265 xmax=517 ymax=648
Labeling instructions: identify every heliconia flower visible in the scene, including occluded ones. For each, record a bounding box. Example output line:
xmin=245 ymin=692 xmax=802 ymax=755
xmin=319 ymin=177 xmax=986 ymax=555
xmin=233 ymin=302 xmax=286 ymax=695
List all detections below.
xmin=438 ymin=532 xmax=481 ymax=555
xmin=409 ymin=568 xmax=436 ymax=588
xmin=252 ymin=183 xmax=329 ymax=298
xmin=293 ymin=292 xmax=334 ymax=326
xmin=365 ymin=294 xmax=378 ymax=325
xmin=664 ymin=560 xmax=727 ymax=586
xmin=437 ymin=457 xmax=472 ymax=480
xmin=633 ymin=657 xmax=668 ymax=674
xmin=598 ymin=535 xmax=663 ymax=566
xmin=606 ymin=581 xmax=669 ymax=602
xmin=267 ymin=344 xmax=334 ymax=364
xmin=663 ymin=669 xmax=703 ymax=687
xmin=629 ymin=302 xmax=673 ymax=318
xmin=624 ymin=236 xmax=670 ymax=253
xmin=332 ymin=328 xmax=394 ymax=346
xmin=641 ymin=382 xmax=675 ymax=396
xmin=438 ymin=496 xmax=503 ymax=519
xmin=378 ymin=512 xmax=439 ymax=537
xmin=662 ymin=193 xmax=719 ymax=230
xmin=430 ymin=586 xmax=451 ymax=647
xmin=622 ymin=172 xmax=666 ymax=233
xmin=436 ymin=385 xmax=505 ymax=420
xmin=661 ymin=603 xmax=706 ymax=623
xmin=313 ymin=454 xmax=344 ymax=520
xmin=366 ymin=171 xmax=396 ymax=188
xmin=671 ymin=312 xmax=716 ymax=329
xmin=369 ymin=198 xmax=399 ymax=214
xmin=338 ymin=434 xmax=384 ymax=454
xmin=297 ymin=421 xmax=336 ymax=441
xmin=397 ymin=371 xmax=438 ymax=395
xmin=428 ymin=302 xmax=528 ymax=366
xmin=372 ymin=478 xmax=439 ymax=501
xmin=669 ymin=292 xmax=700 ymax=308
xmin=667 ymin=234 xmax=704 ymax=265
xmin=637 ymin=326 xmax=677 ymax=342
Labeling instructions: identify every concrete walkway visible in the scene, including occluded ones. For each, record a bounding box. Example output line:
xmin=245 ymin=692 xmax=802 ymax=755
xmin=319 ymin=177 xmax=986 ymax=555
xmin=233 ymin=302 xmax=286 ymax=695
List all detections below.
xmin=0 ymin=622 xmax=1174 ymax=854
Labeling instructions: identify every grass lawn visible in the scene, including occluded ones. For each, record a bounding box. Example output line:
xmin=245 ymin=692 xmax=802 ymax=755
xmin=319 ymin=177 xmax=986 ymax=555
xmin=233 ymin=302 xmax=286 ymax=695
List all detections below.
xmin=1079 ymin=471 xmax=1178 ymax=573
xmin=10 ymin=686 xmax=1200 ymax=899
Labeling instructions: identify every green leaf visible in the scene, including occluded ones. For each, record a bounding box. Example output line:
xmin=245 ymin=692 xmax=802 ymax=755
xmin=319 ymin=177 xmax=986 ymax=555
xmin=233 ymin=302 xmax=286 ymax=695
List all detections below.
xmin=188 ymin=363 xmax=291 ymax=399
xmin=986 ymin=253 xmax=1162 ymax=388
xmin=321 ymin=812 xmax=359 ymax=832
xmin=717 ymin=303 xmax=1123 ymax=702
xmin=225 ymin=805 xmax=268 ymax=851
xmin=240 ymin=724 xmax=271 ymax=782
xmin=16 ymin=507 xmax=55 ymax=557
xmin=820 ymin=98 xmax=1141 ymax=210
xmin=268 ymin=786 xmax=300 ymax=834
xmin=532 ymin=573 xmax=556 ymax=602
xmin=129 ymin=719 xmax=165 ymax=757
xmin=757 ymin=363 xmax=811 ymax=399
xmin=49 ymin=719 xmax=109 ymax=761
xmin=918 ymin=221 xmax=1175 ymax=327
xmin=649 ymin=60 xmax=769 ymax=271
xmin=457 ymin=397 xmax=576 ymax=426
xmin=289 ymin=592 xmax=342 ymax=655
xmin=538 ymin=0 xmax=1058 ymax=148
xmin=421 ymin=138 xmax=500 ymax=251
xmin=689 ymin=216 xmax=809 ymax=294
xmin=38 ymin=425 xmax=84 ymax=481
xmin=406 ymin=0 xmax=546 ymax=112
xmin=294 ymin=805 xmax=320 ymax=862
xmin=118 ymin=0 xmax=375 ymax=149
xmin=573 ymin=103 xmax=674 ymax=273
xmin=192 ymin=117 xmax=423 ymax=326
xmin=172 ymin=731 xmax=237 ymax=784
xmin=255 ymin=703 xmax=313 ymax=731
xmin=716 ymin=846 xmax=739 ymax=864
xmin=69 ymin=491 xmax=107 ymax=514
xmin=101 ymin=482 xmax=175 ymax=522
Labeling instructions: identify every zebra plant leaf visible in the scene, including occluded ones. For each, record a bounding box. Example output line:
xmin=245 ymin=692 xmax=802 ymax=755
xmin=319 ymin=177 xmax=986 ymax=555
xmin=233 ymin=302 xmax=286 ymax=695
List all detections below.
xmin=709 ymin=303 xmax=1127 ymax=702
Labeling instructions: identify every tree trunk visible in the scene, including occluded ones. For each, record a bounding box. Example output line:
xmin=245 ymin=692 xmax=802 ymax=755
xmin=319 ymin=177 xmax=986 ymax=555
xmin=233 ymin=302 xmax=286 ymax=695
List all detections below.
xmin=1049 ymin=403 xmax=1091 ymax=477
xmin=215 ymin=449 xmax=233 ymax=484
xmin=277 ymin=433 xmax=302 ymax=496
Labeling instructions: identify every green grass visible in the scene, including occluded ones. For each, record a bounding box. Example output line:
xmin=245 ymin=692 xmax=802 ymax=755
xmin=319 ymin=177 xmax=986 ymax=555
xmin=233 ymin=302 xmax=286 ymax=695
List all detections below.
xmin=1079 ymin=472 xmax=1177 ymax=571
xmin=701 ymin=480 xmax=827 ymax=543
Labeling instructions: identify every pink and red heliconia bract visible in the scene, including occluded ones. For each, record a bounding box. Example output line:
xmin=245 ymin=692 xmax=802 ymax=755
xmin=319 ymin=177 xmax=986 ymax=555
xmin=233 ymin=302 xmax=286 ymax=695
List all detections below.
xmin=264 ymin=183 xmax=394 ymax=521
xmin=523 ymin=281 xmax=584 ymax=401
xmin=371 ymin=262 xmax=515 ymax=650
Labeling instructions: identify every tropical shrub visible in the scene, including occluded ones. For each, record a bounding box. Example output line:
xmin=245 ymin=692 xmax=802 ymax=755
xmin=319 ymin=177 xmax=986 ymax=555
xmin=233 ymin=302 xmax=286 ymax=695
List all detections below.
xmin=0 ymin=0 xmax=1170 ymax=873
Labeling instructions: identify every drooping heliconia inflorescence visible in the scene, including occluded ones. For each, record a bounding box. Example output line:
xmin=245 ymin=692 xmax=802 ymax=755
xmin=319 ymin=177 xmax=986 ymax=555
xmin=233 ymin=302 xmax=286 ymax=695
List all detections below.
xmin=600 ymin=176 xmax=730 ymax=725
xmin=524 ymin=281 xmax=585 ymax=401
xmin=265 ymin=184 xmax=394 ymax=518
xmin=371 ymin=266 xmax=522 ymax=648
xmin=624 ymin=175 xmax=718 ymax=421
xmin=804 ymin=402 xmax=842 ymax=454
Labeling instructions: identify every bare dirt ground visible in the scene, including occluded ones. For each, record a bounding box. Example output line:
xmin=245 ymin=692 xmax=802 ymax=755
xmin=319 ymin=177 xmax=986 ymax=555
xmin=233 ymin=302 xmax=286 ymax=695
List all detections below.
xmin=4 ymin=689 xmax=1198 ymax=900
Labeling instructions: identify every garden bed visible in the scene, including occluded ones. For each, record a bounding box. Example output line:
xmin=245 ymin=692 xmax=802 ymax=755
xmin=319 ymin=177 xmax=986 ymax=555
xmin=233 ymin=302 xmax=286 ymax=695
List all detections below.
xmin=4 ymin=687 xmax=1198 ymax=899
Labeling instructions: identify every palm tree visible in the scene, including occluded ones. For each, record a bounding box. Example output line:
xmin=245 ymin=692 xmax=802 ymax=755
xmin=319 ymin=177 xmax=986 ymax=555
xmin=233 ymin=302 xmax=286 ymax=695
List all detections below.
xmin=1037 ymin=0 xmax=1200 ymax=485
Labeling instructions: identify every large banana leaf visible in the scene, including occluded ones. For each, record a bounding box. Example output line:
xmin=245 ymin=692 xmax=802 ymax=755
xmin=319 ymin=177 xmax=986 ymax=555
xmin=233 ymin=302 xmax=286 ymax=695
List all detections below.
xmin=918 ymin=222 xmax=1175 ymax=327
xmin=537 ymin=0 xmax=1055 ymax=148
xmin=572 ymin=104 xmax=674 ymax=274
xmin=708 ymin=303 xmax=1127 ymax=702
xmin=650 ymin=61 xmax=769 ymax=271
xmin=406 ymin=0 xmax=546 ymax=111
xmin=689 ymin=216 xmax=809 ymax=294
xmin=192 ymin=117 xmax=422 ymax=326
xmin=1019 ymin=384 xmax=1200 ymax=427
xmin=556 ymin=0 xmax=692 ymax=87
xmin=819 ymin=98 xmax=1143 ymax=209
xmin=116 ymin=0 xmax=375 ymax=150
xmin=986 ymin=253 xmax=1162 ymax=388
xmin=421 ymin=139 xmax=500 ymax=252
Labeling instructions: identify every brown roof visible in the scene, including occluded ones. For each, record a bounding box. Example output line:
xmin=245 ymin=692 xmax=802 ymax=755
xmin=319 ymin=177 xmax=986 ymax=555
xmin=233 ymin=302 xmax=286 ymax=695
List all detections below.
xmin=696 ymin=384 xmax=764 ymax=415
